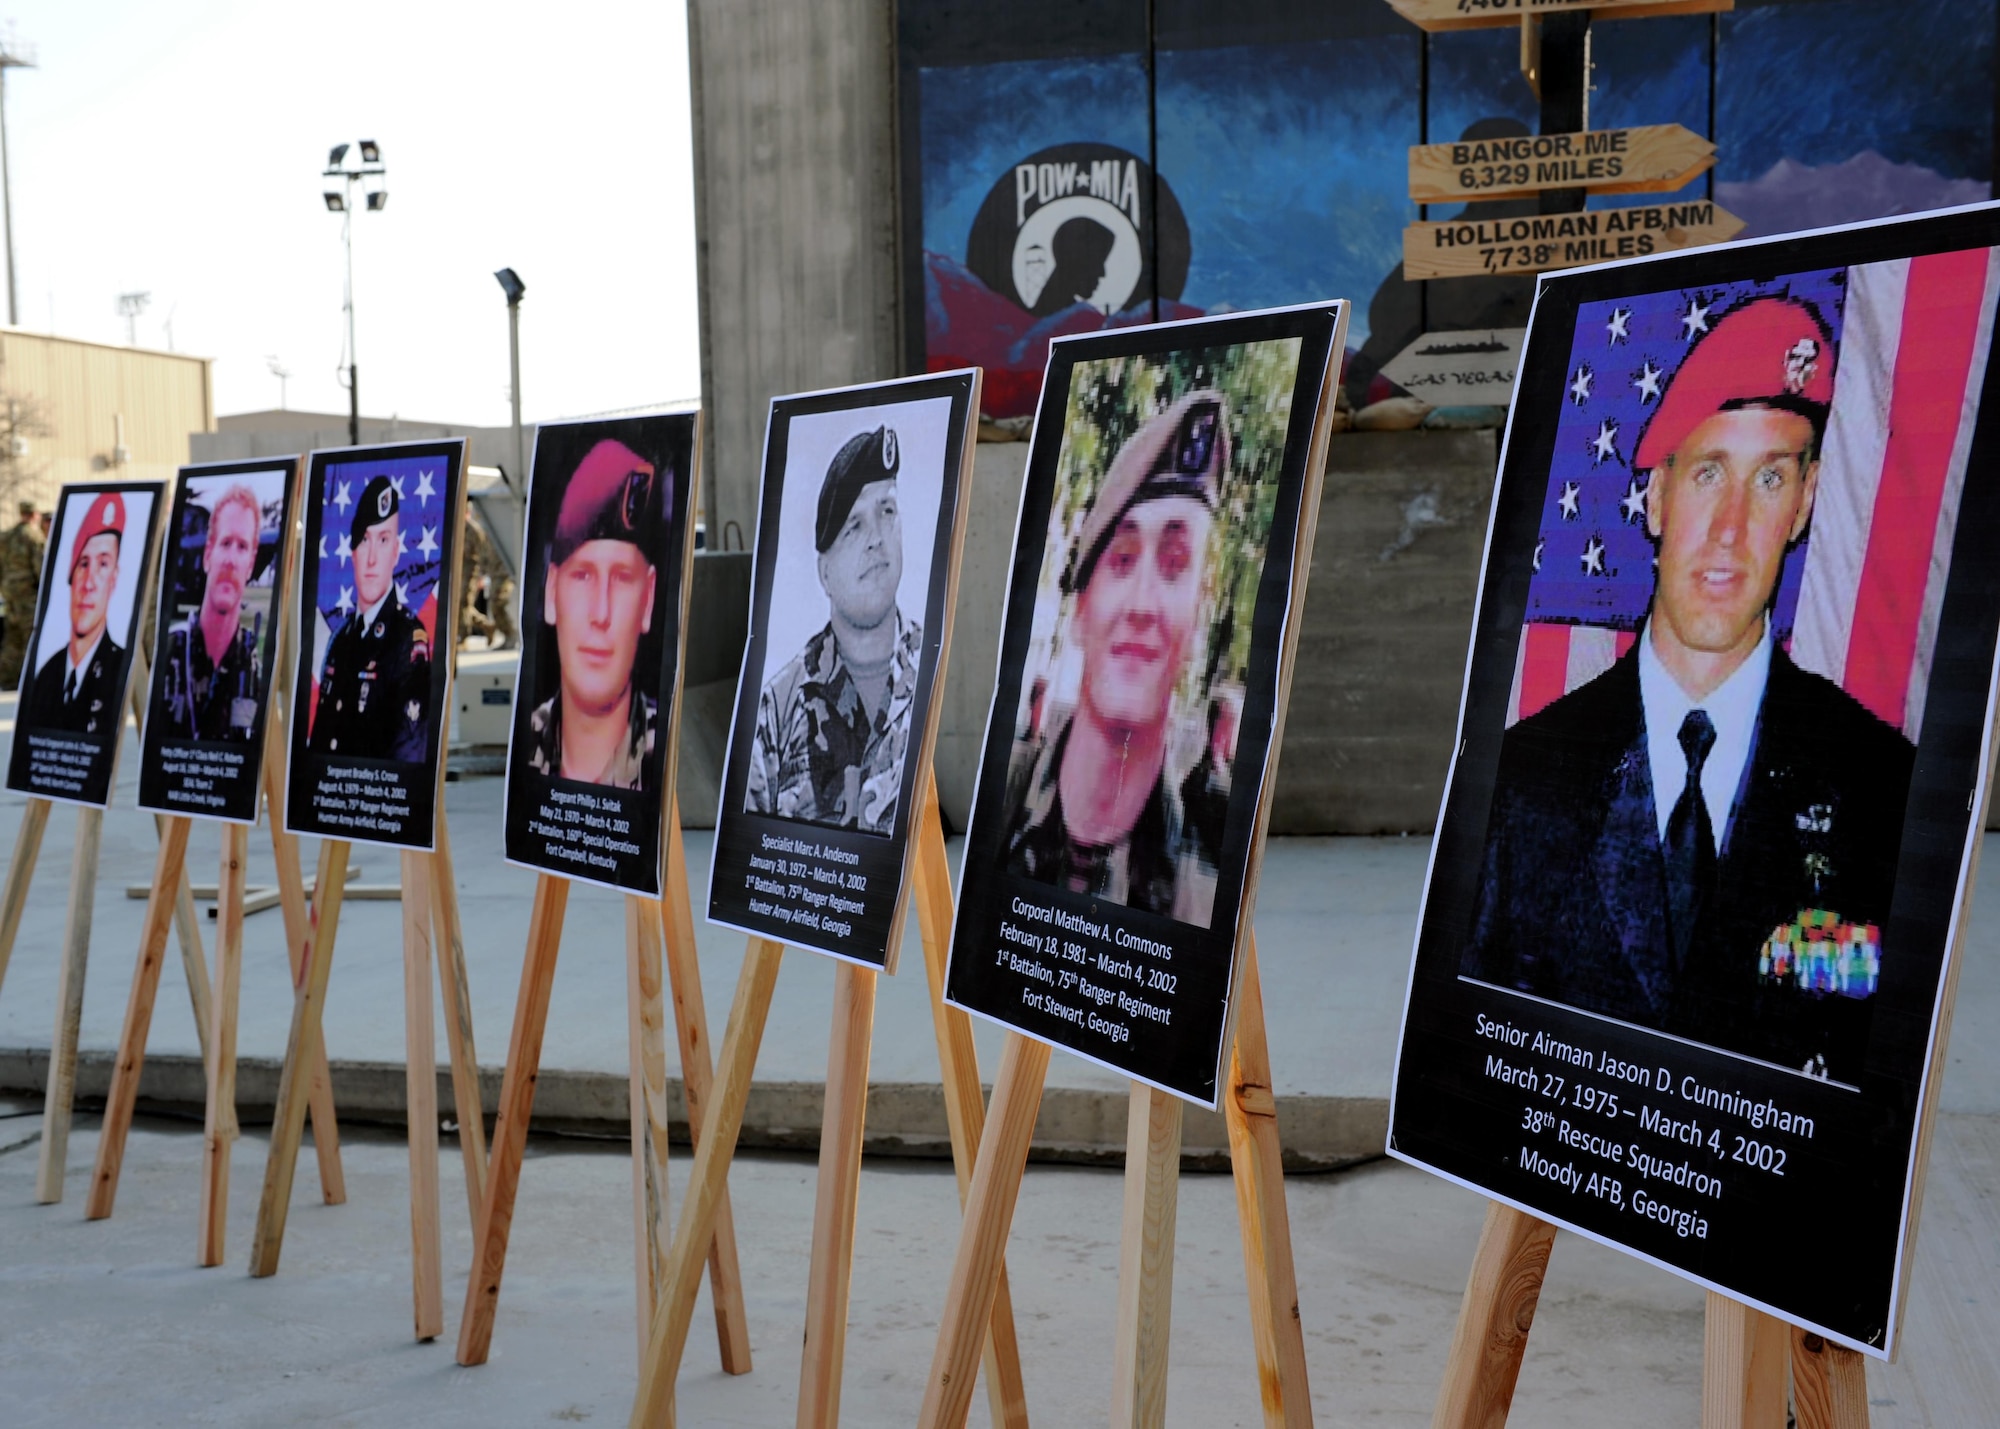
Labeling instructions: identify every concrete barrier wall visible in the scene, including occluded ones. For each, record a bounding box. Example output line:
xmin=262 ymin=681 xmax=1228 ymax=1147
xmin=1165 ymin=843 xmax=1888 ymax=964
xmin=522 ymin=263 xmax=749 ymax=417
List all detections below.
xmin=678 ymin=428 xmax=1500 ymax=835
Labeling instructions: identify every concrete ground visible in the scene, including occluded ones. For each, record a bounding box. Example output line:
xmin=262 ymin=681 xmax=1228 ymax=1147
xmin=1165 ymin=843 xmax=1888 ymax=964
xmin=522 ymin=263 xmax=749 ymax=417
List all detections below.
xmin=0 ymin=697 xmax=1995 ymax=1421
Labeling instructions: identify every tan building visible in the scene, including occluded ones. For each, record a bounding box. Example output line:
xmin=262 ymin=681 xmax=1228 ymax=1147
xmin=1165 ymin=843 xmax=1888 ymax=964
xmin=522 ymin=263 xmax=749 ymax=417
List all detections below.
xmin=0 ymin=329 xmax=215 ymax=515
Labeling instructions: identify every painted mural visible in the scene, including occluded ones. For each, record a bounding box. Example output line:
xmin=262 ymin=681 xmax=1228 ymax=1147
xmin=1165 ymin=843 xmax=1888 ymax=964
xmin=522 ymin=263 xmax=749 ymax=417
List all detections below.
xmin=900 ymin=0 xmax=1997 ymax=418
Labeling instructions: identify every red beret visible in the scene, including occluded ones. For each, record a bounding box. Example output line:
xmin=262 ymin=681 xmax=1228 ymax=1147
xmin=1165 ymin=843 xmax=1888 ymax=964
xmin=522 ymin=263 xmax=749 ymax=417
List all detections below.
xmin=1634 ymin=297 xmax=1836 ymax=473
xmin=551 ymin=439 xmax=660 ymax=566
xmin=69 ymin=491 xmax=126 ymax=573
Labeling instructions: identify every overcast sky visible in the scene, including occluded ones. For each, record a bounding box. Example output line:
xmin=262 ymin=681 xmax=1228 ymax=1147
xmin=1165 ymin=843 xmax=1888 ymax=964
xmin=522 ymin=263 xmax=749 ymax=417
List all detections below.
xmin=3 ymin=0 xmax=699 ymax=427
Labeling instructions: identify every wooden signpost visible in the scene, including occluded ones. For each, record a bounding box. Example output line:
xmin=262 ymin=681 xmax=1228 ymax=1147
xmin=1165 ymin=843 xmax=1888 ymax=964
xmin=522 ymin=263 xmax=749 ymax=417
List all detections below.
xmin=624 ymin=774 xmax=1030 ymax=1429
xmin=1408 ymin=123 xmax=1715 ymax=205
xmin=1384 ymin=0 xmax=1732 ymax=31
xmin=1402 ymin=200 xmax=1744 ymax=280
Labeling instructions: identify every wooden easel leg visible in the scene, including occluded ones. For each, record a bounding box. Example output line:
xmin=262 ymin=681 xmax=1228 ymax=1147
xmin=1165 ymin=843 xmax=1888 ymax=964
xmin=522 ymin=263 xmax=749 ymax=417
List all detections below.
xmin=1790 ymin=1323 xmax=1870 ymax=1429
xmin=1224 ymin=934 xmax=1313 ymax=1427
xmin=262 ymin=743 xmax=344 ymax=1205
xmin=249 ymin=839 xmax=352 ymax=1276
xmin=1430 ymin=1202 xmax=1556 ymax=1429
xmin=456 ymin=873 xmax=571 ymax=1366
xmin=797 ymin=961 xmax=877 ymax=1429
xmin=629 ymin=936 xmax=785 ymax=1429
xmin=401 ymin=850 xmax=445 ymax=1341
xmin=915 ymin=1032 xmax=1053 ymax=1429
xmin=627 ymin=895 xmax=674 ymax=1358
xmin=1112 ymin=1082 xmax=1184 ymax=1429
xmin=0 ymin=796 xmax=51 ymax=1000
xmin=662 ymin=804 xmax=754 ymax=1373
xmin=36 ymin=806 xmax=105 ymax=1205
xmin=429 ymin=814 xmax=488 ymax=1229
xmin=199 ymin=824 xmax=249 ymax=1266
xmin=1702 ymin=1294 xmax=1789 ymax=1429
xmin=161 ymin=819 xmax=213 ymax=1080
xmin=85 ymin=815 xmax=195 ymax=1219
xmin=913 ymin=777 xmax=1029 ymax=1429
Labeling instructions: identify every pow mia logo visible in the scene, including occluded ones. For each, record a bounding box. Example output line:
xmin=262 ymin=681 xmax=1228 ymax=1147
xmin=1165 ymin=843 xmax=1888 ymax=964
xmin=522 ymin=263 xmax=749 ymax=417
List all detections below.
xmin=964 ymin=142 xmax=1189 ymax=321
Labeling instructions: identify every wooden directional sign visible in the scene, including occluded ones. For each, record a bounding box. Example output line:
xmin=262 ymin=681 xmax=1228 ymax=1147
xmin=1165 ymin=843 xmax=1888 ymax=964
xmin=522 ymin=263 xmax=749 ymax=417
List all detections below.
xmin=1410 ymin=124 xmax=1713 ymax=204
xmin=1402 ymin=200 xmax=1744 ymax=280
xmin=1380 ymin=329 xmax=1525 ymax=407
xmin=1386 ymin=0 xmax=1732 ymax=32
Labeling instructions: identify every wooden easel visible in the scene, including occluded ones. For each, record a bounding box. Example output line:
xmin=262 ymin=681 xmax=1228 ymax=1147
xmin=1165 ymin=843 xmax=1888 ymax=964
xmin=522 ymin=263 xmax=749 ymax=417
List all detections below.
xmin=85 ymin=586 xmax=354 ymax=1248
xmin=454 ymin=792 xmax=753 ymax=1371
xmin=905 ymin=929 xmax=1308 ymax=1429
xmin=1429 ymin=1202 xmax=1868 ymax=1428
xmin=622 ymin=771 xmax=1040 ymax=1429
xmin=243 ymin=791 xmax=486 ymax=1339
xmin=0 ymin=649 xmax=213 ymax=1207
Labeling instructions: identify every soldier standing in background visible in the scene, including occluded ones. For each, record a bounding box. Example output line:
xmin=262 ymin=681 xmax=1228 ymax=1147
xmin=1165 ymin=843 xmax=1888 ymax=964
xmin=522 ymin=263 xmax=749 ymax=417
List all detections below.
xmin=458 ymin=507 xmax=518 ymax=650
xmin=0 ymin=499 xmax=46 ymax=688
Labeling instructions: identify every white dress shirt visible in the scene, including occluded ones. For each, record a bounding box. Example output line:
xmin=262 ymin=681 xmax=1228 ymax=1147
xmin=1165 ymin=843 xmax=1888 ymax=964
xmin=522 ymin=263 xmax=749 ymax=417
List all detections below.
xmin=1637 ymin=620 xmax=1771 ymax=853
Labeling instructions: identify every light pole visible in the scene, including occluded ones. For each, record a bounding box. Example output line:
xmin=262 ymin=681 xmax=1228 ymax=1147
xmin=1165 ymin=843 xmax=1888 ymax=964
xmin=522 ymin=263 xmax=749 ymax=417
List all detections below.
xmin=494 ymin=268 xmax=526 ymax=499
xmin=0 ymin=30 xmax=36 ymax=329
xmin=322 ymin=140 xmax=387 ymax=447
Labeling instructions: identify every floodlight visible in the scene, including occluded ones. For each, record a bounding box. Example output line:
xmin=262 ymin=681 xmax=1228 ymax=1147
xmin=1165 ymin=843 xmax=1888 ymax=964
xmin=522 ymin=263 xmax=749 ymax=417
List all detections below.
xmin=327 ymin=143 xmax=349 ymax=169
xmin=324 ymin=191 xmax=345 ymax=211
xmin=359 ymin=140 xmax=380 ymax=163
xmin=366 ymin=190 xmax=388 ymax=211
xmin=493 ymin=267 xmax=526 ymax=305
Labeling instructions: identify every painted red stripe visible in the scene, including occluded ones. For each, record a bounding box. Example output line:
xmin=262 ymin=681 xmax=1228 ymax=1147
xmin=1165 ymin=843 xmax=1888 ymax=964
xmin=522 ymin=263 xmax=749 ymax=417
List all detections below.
xmin=1518 ymin=622 xmax=1571 ymax=721
xmin=1845 ymin=249 xmax=1990 ymax=728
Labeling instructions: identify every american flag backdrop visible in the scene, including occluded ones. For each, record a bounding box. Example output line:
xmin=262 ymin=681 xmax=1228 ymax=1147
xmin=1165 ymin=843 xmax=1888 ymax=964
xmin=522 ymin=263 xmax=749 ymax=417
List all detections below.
xmin=308 ymin=453 xmax=449 ymax=727
xmin=1507 ymin=249 xmax=2000 ymax=744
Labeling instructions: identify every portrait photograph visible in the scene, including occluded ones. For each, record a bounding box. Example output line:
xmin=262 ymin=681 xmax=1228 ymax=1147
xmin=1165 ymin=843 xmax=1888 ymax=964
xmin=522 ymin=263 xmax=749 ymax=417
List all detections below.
xmin=502 ymin=412 xmax=698 ymax=896
xmin=1391 ymin=206 xmax=2000 ymax=1356
xmin=5 ymin=479 xmax=164 ymax=808
xmin=284 ymin=439 xmax=464 ymax=851
xmin=946 ymin=303 xmax=1346 ymax=1106
xmin=708 ymin=370 xmax=979 ymax=970
xmin=138 ymin=459 xmax=298 ymax=824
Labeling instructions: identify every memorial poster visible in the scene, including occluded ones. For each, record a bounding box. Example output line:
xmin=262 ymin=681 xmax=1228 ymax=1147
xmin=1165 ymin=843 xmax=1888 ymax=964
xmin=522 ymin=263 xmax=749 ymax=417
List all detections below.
xmin=945 ymin=304 xmax=1346 ymax=1105
xmin=138 ymin=458 xmax=300 ymax=824
xmin=707 ymin=370 xmax=979 ymax=970
xmin=5 ymin=480 xmax=164 ymax=808
xmin=502 ymin=413 xmax=699 ymax=896
xmin=284 ymin=439 xmax=464 ymax=851
xmin=1390 ymin=205 xmax=2000 ymax=1356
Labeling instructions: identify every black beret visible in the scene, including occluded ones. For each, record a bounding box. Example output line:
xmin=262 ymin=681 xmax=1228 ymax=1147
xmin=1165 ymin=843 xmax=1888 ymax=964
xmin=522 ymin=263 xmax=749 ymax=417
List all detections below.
xmin=351 ymin=474 xmax=400 ymax=544
xmin=815 ymin=426 xmax=900 ymax=553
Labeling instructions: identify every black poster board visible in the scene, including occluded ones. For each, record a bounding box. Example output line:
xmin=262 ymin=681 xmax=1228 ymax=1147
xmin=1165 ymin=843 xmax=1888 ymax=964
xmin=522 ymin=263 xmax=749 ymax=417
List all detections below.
xmin=5 ymin=479 xmax=166 ymax=808
xmin=283 ymin=439 xmax=464 ymax=852
xmin=137 ymin=457 xmax=301 ymax=824
xmin=944 ymin=305 xmax=1345 ymax=1105
xmin=707 ymin=370 xmax=979 ymax=970
xmin=501 ymin=412 xmax=700 ymax=897
xmin=1389 ymin=205 xmax=2000 ymax=1357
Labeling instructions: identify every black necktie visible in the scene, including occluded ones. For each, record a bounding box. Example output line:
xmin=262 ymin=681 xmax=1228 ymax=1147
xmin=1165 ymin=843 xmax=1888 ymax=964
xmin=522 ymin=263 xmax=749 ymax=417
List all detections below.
xmin=63 ymin=670 xmax=77 ymax=705
xmin=1665 ymin=709 xmax=1716 ymax=969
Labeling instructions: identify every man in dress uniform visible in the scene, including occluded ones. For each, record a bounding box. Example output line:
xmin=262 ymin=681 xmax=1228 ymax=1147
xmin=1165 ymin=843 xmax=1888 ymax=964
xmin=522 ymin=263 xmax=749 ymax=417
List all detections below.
xmin=156 ymin=484 xmax=265 ymax=741
xmin=26 ymin=491 xmax=129 ymax=736
xmin=1463 ymin=296 xmax=1915 ymax=1083
xmin=1000 ymin=390 xmax=1229 ymax=929
xmin=524 ymin=438 xmax=663 ymax=790
xmin=746 ymin=424 xmax=921 ymax=834
xmin=309 ymin=473 xmax=432 ymax=762
xmin=0 ymin=498 xmax=46 ymax=687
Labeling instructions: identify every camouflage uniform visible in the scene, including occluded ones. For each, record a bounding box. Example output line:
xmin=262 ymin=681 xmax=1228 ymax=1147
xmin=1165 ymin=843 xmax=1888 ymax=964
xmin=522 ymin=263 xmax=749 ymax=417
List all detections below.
xmin=0 ymin=514 xmax=46 ymax=689
xmin=526 ymin=687 xmax=657 ymax=790
xmin=155 ymin=613 xmax=263 ymax=742
xmin=746 ymin=612 xmax=921 ymax=835
xmin=459 ymin=514 xmax=518 ymax=649
xmin=1001 ymin=709 xmax=1218 ymax=928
